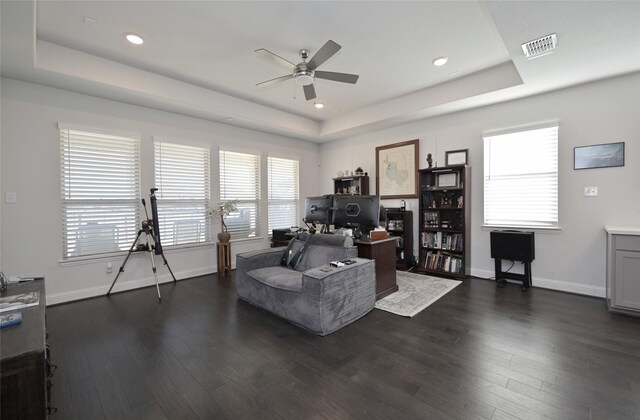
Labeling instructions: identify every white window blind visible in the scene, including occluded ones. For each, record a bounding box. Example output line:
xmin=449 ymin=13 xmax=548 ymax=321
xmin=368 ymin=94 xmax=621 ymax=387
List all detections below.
xmin=154 ymin=140 xmax=211 ymax=246
xmin=483 ymin=125 xmax=559 ymax=228
xmin=60 ymin=127 xmax=140 ymax=259
xmin=219 ymin=150 xmax=261 ymax=239
xmin=268 ymin=156 xmax=299 ymax=233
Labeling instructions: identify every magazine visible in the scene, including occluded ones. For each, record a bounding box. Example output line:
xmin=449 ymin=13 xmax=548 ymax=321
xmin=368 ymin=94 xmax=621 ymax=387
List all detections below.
xmin=0 ymin=312 xmax=23 ymax=329
xmin=0 ymin=291 xmax=40 ymax=313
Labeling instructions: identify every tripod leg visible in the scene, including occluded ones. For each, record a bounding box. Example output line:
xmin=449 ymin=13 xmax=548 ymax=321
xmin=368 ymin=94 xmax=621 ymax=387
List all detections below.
xmin=148 ymin=248 xmax=162 ymax=302
xmin=148 ymin=231 xmax=177 ymax=283
xmin=160 ymin=253 xmax=178 ymax=283
xmin=107 ymin=229 xmax=143 ymax=296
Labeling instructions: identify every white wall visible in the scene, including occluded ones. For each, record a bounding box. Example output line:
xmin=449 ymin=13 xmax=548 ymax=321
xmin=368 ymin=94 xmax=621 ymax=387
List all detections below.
xmin=0 ymin=78 xmax=321 ymax=304
xmin=320 ymin=72 xmax=640 ymax=297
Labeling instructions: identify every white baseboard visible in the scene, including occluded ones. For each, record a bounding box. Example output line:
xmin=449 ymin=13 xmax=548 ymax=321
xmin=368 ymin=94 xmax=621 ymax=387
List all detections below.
xmin=46 ymin=266 xmax=217 ymax=305
xmin=471 ymin=268 xmax=606 ymax=298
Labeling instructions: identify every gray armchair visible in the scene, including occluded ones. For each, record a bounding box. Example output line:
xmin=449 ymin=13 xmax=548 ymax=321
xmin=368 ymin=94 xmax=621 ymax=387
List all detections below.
xmin=235 ymin=233 xmax=376 ymax=335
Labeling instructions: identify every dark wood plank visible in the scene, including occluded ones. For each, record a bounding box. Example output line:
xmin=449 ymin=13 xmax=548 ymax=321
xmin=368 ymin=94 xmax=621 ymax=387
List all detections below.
xmin=45 ymin=274 xmax=640 ymax=419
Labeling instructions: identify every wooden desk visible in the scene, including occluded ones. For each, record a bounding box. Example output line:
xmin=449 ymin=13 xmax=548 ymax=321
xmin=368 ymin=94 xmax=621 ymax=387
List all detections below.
xmin=1 ymin=279 xmax=50 ymax=419
xmin=355 ymin=237 xmax=399 ymax=300
xmin=217 ymin=242 xmax=232 ymax=277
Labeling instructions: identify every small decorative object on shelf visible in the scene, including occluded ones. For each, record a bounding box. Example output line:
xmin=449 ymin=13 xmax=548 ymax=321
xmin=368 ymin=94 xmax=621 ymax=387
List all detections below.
xmin=427 ymin=153 xmax=433 ymax=168
xmin=207 ymin=199 xmax=239 ymax=243
xmin=418 ymin=165 xmax=470 ymax=279
xmin=355 ymin=167 xmax=364 ymax=175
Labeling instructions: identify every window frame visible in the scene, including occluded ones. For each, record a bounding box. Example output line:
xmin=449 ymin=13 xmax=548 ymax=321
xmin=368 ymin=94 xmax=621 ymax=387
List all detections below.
xmin=154 ymin=139 xmax=212 ymax=248
xmin=59 ymin=124 xmax=141 ymax=260
xmin=267 ymin=155 xmax=300 ymax=235
xmin=483 ymin=123 xmax=560 ymax=230
xmin=219 ymin=149 xmax=262 ymax=240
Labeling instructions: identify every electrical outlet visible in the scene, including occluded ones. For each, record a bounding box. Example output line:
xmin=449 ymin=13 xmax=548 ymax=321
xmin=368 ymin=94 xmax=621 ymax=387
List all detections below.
xmin=584 ymin=186 xmax=598 ymax=197
xmin=5 ymin=192 xmax=16 ymax=203
xmin=106 ymin=262 xmax=113 ymax=274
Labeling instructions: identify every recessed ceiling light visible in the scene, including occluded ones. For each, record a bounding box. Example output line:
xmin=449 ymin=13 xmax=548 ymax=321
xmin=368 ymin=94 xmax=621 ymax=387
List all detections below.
xmin=433 ymin=56 xmax=448 ymax=66
xmin=125 ymin=33 xmax=144 ymax=45
xmin=314 ymin=102 xmax=325 ymax=109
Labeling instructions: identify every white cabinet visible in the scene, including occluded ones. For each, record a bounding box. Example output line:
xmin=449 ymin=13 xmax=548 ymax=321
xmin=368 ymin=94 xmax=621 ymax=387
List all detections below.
xmin=605 ymin=226 xmax=640 ymax=317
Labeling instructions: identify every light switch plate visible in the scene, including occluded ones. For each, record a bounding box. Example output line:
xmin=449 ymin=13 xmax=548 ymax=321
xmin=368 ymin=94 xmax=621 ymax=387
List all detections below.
xmin=5 ymin=192 xmax=16 ymax=203
xmin=584 ymin=186 xmax=598 ymax=197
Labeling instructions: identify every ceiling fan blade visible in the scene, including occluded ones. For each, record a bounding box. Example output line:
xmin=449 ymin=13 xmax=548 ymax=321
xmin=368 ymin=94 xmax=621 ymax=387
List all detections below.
xmin=256 ymin=74 xmax=293 ymax=87
xmin=303 ymin=84 xmax=316 ymax=101
xmin=255 ymin=48 xmax=296 ymax=70
xmin=307 ymin=40 xmax=341 ymax=70
xmin=314 ymin=71 xmax=359 ymax=84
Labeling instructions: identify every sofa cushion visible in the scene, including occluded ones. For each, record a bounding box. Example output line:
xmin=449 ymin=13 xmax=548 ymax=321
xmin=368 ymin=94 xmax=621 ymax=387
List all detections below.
xmin=295 ymin=244 xmax=351 ymax=272
xmin=280 ymin=239 xmax=305 ymax=266
xmin=287 ymin=233 xmax=356 ymax=272
xmin=247 ymin=266 xmax=304 ymax=292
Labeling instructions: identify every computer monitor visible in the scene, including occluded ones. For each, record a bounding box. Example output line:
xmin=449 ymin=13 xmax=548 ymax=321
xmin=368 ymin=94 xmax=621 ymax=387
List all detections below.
xmin=331 ymin=195 xmax=380 ymax=233
xmin=304 ymin=195 xmax=333 ymax=224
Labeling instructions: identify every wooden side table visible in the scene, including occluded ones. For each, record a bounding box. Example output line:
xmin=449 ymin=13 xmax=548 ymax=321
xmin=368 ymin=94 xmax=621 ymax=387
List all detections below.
xmin=216 ymin=242 xmax=232 ymax=277
xmin=354 ymin=237 xmax=399 ymax=300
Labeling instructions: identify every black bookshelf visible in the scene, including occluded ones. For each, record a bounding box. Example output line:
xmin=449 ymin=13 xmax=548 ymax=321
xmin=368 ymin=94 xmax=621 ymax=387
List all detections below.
xmin=417 ymin=165 xmax=470 ymax=279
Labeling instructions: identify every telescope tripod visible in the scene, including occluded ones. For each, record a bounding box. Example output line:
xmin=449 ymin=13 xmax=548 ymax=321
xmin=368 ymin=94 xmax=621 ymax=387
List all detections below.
xmin=107 ymin=224 xmax=176 ymax=301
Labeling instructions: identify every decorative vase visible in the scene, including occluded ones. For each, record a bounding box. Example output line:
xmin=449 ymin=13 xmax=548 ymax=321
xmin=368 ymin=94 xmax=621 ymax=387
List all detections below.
xmin=217 ymin=232 xmax=231 ymax=243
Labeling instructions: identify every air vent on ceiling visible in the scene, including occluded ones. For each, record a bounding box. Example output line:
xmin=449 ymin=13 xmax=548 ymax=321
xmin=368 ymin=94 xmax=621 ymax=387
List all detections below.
xmin=521 ymin=33 xmax=557 ymax=59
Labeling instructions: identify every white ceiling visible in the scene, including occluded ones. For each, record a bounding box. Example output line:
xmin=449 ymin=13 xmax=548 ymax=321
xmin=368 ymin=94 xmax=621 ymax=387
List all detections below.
xmin=2 ymin=1 xmax=640 ymax=142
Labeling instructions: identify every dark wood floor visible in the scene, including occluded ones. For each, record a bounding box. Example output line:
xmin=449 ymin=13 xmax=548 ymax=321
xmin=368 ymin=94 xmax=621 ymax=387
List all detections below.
xmin=46 ymin=273 xmax=640 ymax=420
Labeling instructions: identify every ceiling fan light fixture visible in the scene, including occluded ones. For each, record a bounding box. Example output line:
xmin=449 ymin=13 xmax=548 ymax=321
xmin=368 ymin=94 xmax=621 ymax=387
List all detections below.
xmin=433 ymin=56 xmax=448 ymax=66
xmin=314 ymin=102 xmax=325 ymax=109
xmin=125 ymin=32 xmax=144 ymax=45
xmin=295 ymin=71 xmax=314 ymax=86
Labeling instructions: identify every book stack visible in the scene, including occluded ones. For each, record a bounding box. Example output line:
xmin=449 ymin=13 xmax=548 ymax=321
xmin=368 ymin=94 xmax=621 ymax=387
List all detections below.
xmin=421 ymin=232 xmax=463 ymax=250
xmin=422 ymin=251 xmax=463 ymax=273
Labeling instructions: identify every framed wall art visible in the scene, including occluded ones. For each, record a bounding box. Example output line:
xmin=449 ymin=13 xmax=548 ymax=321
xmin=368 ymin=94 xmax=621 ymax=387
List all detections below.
xmin=436 ymin=172 xmax=459 ymax=188
xmin=574 ymin=142 xmax=625 ymax=170
xmin=445 ymin=149 xmax=468 ymax=166
xmin=375 ymin=139 xmax=419 ymax=199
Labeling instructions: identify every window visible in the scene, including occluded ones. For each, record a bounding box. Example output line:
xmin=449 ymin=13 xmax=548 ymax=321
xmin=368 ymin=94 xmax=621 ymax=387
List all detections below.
xmin=483 ymin=125 xmax=558 ymax=228
xmin=268 ymin=156 xmax=299 ymax=233
xmin=219 ymin=150 xmax=261 ymax=239
xmin=154 ymin=140 xmax=211 ymax=246
xmin=60 ymin=126 xmax=140 ymax=259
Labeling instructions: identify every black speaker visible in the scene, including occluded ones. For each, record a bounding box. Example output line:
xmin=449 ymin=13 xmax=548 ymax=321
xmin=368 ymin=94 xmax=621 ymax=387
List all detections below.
xmin=490 ymin=230 xmax=535 ymax=262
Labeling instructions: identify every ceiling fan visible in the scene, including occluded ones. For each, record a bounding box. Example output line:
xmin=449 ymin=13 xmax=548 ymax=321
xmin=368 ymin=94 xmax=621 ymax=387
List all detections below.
xmin=255 ymin=40 xmax=359 ymax=101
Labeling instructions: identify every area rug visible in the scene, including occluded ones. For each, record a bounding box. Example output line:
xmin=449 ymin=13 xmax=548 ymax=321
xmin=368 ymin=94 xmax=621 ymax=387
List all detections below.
xmin=374 ymin=271 xmax=462 ymax=317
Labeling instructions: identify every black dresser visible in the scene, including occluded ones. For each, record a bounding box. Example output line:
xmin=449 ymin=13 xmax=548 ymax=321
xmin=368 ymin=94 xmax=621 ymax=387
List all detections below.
xmin=1 ymin=279 xmax=53 ymax=419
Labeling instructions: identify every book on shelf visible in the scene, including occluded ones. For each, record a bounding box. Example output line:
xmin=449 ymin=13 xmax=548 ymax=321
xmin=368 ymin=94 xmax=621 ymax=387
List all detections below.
xmin=421 ymin=232 xmax=463 ymax=251
xmin=0 ymin=312 xmax=22 ymax=329
xmin=420 ymin=250 xmax=463 ymax=273
xmin=0 ymin=291 xmax=40 ymax=313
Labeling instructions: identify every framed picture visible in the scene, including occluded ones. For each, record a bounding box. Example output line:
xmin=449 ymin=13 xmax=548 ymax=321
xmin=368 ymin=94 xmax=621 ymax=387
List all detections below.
xmin=376 ymin=139 xmax=419 ymax=199
xmin=574 ymin=142 xmax=625 ymax=170
xmin=436 ymin=172 xmax=458 ymax=188
xmin=445 ymin=149 xmax=468 ymax=166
